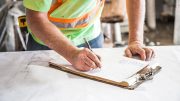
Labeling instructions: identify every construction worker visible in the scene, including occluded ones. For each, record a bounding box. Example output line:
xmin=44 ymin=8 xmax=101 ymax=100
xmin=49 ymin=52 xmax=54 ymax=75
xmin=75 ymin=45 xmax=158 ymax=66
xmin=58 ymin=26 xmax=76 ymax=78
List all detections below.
xmin=23 ymin=0 xmax=155 ymax=71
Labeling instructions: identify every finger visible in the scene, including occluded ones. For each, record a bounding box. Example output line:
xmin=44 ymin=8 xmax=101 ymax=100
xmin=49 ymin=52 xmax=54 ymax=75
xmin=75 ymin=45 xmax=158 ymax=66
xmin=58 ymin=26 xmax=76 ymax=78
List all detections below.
xmin=125 ymin=48 xmax=132 ymax=58
xmin=96 ymin=54 xmax=101 ymax=61
xmin=81 ymin=63 xmax=92 ymax=72
xmin=143 ymin=48 xmax=152 ymax=61
xmin=87 ymin=51 xmax=102 ymax=68
xmin=78 ymin=60 xmax=92 ymax=71
xmin=74 ymin=63 xmax=91 ymax=72
xmin=135 ymin=48 xmax=146 ymax=60
xmin=151 ymin=49 xmax=156 ymax=59
xmin=83 ymin=56 xmax=97 ymax=69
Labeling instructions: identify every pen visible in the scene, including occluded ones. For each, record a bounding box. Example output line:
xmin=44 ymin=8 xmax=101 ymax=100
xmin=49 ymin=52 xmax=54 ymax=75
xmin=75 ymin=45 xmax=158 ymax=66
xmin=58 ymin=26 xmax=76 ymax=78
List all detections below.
xmin=83 ymin=38 xmax=101 ymax=68
xmin=83 ymin=38 xmax=93 ymax=51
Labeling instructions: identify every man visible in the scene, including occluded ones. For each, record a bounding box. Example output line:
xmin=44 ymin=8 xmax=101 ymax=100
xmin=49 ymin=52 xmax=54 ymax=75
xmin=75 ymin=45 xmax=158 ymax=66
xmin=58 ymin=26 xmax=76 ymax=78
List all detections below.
xmin=23 ymin=0 xmax=155 ymax=71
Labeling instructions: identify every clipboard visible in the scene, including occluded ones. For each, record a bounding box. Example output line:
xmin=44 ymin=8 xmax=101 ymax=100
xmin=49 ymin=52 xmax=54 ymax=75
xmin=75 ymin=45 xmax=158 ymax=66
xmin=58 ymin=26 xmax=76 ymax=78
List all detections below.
xmin=49 ymin=61 xmax=161 ymax=90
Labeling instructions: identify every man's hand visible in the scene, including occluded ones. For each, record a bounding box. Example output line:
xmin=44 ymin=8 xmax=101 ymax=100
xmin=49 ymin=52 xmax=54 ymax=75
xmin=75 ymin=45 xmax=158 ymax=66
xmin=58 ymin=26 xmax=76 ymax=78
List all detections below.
xmin=68 ymin=48 xmax=102 ymax=71
xmin=125 ymin=0 xmax=154 ymax=61
xmin=125 ymin=41 xmax=155 ymax=61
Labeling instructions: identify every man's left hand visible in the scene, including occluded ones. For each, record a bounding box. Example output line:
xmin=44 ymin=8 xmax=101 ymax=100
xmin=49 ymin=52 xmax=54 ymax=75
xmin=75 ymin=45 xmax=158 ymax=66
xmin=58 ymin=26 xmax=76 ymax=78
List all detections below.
xmin=125 ymin=42 xmax=155 ymax=61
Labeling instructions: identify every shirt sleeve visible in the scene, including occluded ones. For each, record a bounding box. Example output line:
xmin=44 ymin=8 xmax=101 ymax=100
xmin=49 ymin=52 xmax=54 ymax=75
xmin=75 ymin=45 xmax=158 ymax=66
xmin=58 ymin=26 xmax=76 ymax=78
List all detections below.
xmin=23 ymin=0 xmax=52 ymax=12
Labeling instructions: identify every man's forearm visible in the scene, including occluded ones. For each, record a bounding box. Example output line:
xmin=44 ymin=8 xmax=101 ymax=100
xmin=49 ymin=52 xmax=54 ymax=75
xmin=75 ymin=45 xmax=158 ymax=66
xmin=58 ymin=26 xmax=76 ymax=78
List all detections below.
xmin=126 ymin=0 xmax=145 ymax=44
xmin=26 ymin=9 xmax=78 ymax=61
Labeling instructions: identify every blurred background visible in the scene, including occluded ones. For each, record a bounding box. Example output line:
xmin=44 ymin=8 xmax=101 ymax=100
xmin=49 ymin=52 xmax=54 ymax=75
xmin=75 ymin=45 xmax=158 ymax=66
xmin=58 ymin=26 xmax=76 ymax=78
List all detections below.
xmin=0 ymin=0 xmax=179 ymax=52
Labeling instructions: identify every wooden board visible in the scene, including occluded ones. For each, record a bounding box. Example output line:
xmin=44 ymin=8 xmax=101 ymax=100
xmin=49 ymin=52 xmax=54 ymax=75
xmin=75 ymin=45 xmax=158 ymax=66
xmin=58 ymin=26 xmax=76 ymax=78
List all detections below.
xmin=101 ymin=0 xmax=126 ymax=23
xmin=49 ymin=62 xmax=130 ymax=89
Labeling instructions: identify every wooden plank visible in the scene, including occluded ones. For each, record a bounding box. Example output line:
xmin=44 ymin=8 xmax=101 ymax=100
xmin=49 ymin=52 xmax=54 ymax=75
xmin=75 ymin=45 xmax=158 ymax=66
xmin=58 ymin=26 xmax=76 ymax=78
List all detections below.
xmin=49 ymin=62 xmax=130 ymax=89
xmin=101 ymin=0 xmax=126 ymax=23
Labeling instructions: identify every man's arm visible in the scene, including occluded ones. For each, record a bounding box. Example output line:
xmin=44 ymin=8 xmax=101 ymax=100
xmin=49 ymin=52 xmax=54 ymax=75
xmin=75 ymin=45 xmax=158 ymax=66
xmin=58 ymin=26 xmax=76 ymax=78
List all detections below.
xmin=26 ymin=9 xmax=101 ymax=71
xmin=125 ymin=0 xmax=155 ymax=61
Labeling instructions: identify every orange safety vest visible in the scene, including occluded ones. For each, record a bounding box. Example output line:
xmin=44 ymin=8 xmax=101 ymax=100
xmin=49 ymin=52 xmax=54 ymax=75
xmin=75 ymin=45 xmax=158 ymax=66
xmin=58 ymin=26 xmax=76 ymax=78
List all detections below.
xmin=48 ymin=0 xmax=105 ymax=30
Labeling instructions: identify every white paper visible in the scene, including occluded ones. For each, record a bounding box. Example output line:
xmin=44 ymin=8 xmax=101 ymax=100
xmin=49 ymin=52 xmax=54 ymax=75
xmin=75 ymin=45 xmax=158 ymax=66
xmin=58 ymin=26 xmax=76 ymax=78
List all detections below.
xmin=51 ymin=48 xmax=149 ymax=82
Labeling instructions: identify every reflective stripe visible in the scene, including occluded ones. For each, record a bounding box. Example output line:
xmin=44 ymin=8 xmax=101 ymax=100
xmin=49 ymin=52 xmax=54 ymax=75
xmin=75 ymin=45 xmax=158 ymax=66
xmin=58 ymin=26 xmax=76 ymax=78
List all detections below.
xmin=51 ymin=17 xmax=90 ymax=28
xmin=48 ymin=0 xmax=62 ymax=15
xmin=48 ymin=0 xmax=105 ymax=29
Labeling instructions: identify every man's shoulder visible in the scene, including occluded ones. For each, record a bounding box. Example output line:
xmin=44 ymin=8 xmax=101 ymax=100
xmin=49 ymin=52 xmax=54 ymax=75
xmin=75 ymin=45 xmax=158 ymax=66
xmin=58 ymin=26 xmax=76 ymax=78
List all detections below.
xmin=23 ymin=0 xmax=52 ymax=12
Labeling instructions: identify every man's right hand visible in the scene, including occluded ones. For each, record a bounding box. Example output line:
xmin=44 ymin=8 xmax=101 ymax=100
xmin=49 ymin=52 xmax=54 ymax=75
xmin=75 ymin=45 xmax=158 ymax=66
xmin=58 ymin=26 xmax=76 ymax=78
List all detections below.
xmin=25 ymin=9 xmax=101 ymax=71
xmin=68 ymin=48 xmax=102 ymax=71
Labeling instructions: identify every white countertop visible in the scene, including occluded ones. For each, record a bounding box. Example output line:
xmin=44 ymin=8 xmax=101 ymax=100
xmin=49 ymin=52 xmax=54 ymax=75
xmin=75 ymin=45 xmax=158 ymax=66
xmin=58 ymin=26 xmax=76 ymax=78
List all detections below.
xmin=0 ymin=46 xmax=180 ymax=101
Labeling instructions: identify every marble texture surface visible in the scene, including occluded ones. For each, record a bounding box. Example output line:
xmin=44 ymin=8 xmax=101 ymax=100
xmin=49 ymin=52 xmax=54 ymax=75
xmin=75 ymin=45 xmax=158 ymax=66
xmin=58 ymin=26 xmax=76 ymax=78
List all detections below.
xmin=0 ymin=47 xmax=180 ymax=101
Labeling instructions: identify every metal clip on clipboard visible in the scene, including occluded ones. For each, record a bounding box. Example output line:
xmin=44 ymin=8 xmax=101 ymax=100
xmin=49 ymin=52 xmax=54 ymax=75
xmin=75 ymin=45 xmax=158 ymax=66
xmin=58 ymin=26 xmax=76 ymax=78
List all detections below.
xmin=126 ymin=63 xmax=162 ymax=90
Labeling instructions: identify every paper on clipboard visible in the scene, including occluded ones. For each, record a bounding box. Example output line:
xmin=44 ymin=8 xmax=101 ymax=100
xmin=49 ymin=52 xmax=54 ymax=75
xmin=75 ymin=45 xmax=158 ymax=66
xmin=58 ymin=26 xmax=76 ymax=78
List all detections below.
xmin=52 ymin=57 xmax=148 ymax=80
xmin=49 ymin=49 xmax=161 ymax=89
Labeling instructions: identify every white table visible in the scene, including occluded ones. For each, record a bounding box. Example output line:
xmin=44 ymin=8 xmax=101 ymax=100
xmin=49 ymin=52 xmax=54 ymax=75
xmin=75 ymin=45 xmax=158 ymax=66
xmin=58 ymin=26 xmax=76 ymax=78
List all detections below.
xmin=0 ymin=46 xmax=180 ymax=101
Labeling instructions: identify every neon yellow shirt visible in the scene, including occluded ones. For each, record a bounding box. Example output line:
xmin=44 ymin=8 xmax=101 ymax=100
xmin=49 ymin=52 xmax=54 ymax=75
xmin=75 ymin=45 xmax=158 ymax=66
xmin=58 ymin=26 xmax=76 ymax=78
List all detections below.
xmin=23 ymin=0 xmax=102 ymax=46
